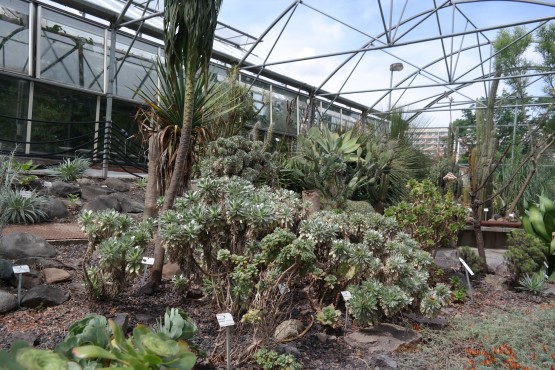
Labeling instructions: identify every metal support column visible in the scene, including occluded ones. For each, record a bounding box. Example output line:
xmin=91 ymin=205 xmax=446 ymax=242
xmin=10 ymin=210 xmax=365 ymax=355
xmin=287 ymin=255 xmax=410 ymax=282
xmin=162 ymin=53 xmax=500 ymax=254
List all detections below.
xmin=103 ymin=26 xmax=117 ymax=178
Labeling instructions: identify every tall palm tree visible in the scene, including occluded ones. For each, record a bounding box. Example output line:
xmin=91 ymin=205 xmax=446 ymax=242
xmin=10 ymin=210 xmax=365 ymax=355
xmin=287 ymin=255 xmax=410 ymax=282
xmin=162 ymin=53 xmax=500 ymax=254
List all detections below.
xmin=147 ymin=0 xmax=223 ymax=287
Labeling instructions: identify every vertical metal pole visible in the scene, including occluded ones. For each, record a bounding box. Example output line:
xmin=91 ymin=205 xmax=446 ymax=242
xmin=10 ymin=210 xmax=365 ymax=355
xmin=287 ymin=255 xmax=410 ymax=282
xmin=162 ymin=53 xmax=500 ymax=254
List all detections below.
xmin=296 ymin=95 xmax=300 ymax=136
xmin=226 ymin=327 xmax=231 ymax=370
xmin=344 ymin=307 xmax=349 ymax=330
xmin=511 ymin=100 xmax=517 ymax=164
xmin=103 ymin=26 xmax=117 ymax=178
xmin=141 ymin=264 xmax=148 ymax=285
xmin=17 ymin=274 xmax=22 ymax=307
xmin=465 ymin=270 xmax=473 ymax=302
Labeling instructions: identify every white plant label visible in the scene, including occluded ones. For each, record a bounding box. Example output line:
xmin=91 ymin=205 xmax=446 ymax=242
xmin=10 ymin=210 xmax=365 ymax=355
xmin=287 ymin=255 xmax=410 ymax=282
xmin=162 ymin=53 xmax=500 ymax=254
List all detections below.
xmin=43 ymin=181 xmax=52 ymax=188
xmin=278 ymin=283 xmax=290 ymax=294
xmin=13 ymin=265 xmax=30 ymax=274
xmin=544 ymin=261 xmax=549 ymax=269
xmin=141 ymin=257 xmax=155 ymax=265
xmin=19 ymin=190 xmax=32 ymax=198
xmin=459 ymin=258 xmax=475 ymax=276
xmin=216 ymin=313 xmax=235 ymax=328
xmin=341 ymin=291 xmax=352 ymax=301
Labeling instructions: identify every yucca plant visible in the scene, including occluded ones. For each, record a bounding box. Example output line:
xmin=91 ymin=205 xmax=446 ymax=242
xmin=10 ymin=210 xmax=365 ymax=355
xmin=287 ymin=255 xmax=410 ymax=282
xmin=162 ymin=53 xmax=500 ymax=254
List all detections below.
xmin=1 ymin=190 xmax=46 ymax=224
xmin=50 ymin=157 xmax=91 ymax=181
xmin=517 ymin=273 xmax=547 ymax=295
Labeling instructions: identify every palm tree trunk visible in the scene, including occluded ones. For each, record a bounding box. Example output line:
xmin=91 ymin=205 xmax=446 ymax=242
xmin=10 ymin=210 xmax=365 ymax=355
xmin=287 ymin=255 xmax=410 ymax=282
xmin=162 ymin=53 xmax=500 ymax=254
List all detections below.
xmin=148 ymin=65 xmax=195 ymax=287
xmin=144 ymin=134 xmax=161 ymax=219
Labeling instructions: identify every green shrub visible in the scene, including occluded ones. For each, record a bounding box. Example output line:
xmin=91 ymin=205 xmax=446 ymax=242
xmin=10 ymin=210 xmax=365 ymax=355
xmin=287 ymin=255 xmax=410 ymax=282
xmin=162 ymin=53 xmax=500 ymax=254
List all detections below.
xmin=385 ymin=179 xmax=466 ymax=255
xmin=78 ymin=210 xmax=154 ymax=298
xmin=457 ymin=246 xmax=485 ymax=275
xmin=255 ymin=348 xmax=301 ymax=370
xmin=51 ymin=157 xmax=91 ymax=181
xmin=1 ymin=190 xmax=46 ymax=224
xmin=505 ymin=229 xmax=548 ymax=284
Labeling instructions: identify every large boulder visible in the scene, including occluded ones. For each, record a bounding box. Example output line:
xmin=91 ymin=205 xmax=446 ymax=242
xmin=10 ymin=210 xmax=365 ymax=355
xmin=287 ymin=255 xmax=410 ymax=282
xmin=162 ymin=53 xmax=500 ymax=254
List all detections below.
xmin=80 ymin=185 xmax=114 ymax=201
xmin=104 ymin=178 xmax=129 ymax=192
xmin=112 ymin=193 xmax=144 ymax=213
xmin=0 ymin=233 xmax=57 ymax=260
xmin=0 ymin=290 xmax=18 ymax=314
xmin=83 ymin=195 xmax=122 ymax=212
xmin=40 ymin=197 xmax=70 ymax=220
xmin=345 ymin=323 xmax=422 ymax=353
xmin=0 ymin=259 xmax=14 ymax=281
xmin=48 ymin=181 xmax=80 ymax=197
xmin=21 ymin=285 xmax=69 ymax=308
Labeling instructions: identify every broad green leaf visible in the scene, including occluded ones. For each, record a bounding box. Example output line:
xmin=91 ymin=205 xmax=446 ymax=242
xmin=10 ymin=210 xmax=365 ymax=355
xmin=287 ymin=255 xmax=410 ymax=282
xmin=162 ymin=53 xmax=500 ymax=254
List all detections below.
xmin=15 ymin=348 xmax=69 ymax=370
xmin=166 ymin=353 xmax=197 ymax=370
xmin=72 ymin=345 xmax=118 ymax=360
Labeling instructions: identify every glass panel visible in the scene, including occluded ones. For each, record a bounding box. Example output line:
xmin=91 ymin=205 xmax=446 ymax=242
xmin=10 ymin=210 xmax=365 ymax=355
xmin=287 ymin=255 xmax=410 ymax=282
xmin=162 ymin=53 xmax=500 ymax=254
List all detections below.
xmin=271 ymin=86 xmax=297 ymax=136
xmin=112 ymin=35 xmax=157 ymax=100
xmin=40 ymin=8 xmax=105 ymax=91
xmin=31 ymin=83 xmax=97 ymax=155
xmin=0 ymin=74 xmax=28 ymax=152
xmin=0 ymin=1 xmax=29 ymax=74
xmin=99 ymin=98 xmax=144 ymax=162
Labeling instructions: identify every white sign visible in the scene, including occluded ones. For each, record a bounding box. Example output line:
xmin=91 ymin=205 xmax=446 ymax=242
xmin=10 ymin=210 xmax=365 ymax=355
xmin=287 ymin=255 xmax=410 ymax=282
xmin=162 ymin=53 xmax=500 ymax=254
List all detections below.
xmin=216 ymin=313 xmax=235 ymax=328
xmin=43 ymin=181 xmax=52 ymax=188
xmin=19 ymin=190 xmax=32 ymax=198
xmin=544 ymin=261 xmax=549 ymax=269
xmin=341 ymin=291 xmax=352 ymax=301
xmin=13 ymin=265 xmax=30 ymax=274
xmin=278 ymin=283 xmax=290 ymax=294
xmin=459 ymin=258 xmax=475 ymax=276
xmin=142 ymin=257 xmax=155 ymax=265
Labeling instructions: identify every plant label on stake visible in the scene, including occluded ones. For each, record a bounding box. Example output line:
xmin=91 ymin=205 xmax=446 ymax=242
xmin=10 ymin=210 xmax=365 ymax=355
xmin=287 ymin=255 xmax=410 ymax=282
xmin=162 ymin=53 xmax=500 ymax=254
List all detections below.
xmin=459 ymin=257 xmax=474 ymax=300
xmin=216 ymin=313 xmax=235 ymax=370
xmin=141 ymin=257 xmax=155 ymax=284
xmin=543 ymin=261 xmax=549 ymax=280
xmin=341 ymin=291 xmax=352 ymax=330
xmin=13 ymin=265 xmax=30 ymax=307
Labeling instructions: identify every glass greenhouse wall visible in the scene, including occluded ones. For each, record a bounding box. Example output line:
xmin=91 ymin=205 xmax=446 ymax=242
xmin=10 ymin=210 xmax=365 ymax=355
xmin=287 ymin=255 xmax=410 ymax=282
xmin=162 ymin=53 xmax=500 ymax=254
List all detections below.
xmin=0 ymin=0 xmax=379 ymax=160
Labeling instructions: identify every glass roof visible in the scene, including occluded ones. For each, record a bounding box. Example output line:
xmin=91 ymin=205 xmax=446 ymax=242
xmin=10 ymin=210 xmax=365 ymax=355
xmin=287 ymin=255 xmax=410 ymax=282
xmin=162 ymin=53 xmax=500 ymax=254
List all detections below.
xmin=42 ymin=0 xmax=555 ymax=125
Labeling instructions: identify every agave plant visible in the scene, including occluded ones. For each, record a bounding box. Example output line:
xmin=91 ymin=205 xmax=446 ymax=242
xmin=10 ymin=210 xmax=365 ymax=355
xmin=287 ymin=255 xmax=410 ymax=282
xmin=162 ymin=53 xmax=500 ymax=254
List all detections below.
xmin=1 ymin=190 xmax=47 ymax=224
xmin=521 ymin=195 xmax=555 ymax=277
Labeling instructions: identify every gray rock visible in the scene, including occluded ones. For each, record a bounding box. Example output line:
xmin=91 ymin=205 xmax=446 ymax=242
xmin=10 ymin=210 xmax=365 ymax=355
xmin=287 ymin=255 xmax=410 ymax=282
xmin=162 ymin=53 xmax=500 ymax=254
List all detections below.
xmin=83 ymin=195 xmax=122 ymax=212
xmin=14 ymin=257 xmax=66 ymax=270
xmin=113 ymin=313 xmax=130 ymax=333
xmin=484 ymin=274 xmax=506 ymax=291
xmin=274 ymin=344 xmax=301 ymax=358
xmin=11 ymin=269 xmax=41 ymax=289
xmin=0 ymin=233 xmax=57 ymax=259
xmin=0 ymin=290 xmax=18 ymax=313
xmin=274 ymin=319 xmax=304 ymax=342
xmin=77 ymin=178 xmax=95 ymax=186
xmin=11 ymin=332 xmax=39 ymax=346
xmin=135 ymin=313 xmax=156 ymax=325
xmin=21 ymin=285 xmax=69 ymax=308
xmin=80 ymin=185 xmax=114 ymax=201
xmin=345 ymin=323 xmax=422 ymax=353
xmin=42 ymin=268 xmax=71 ymax=284
xmin=40 ymin=197 xmax=70 ymax=220
xmin=104 ymin=178 xmax=129 ymax=192
xmin=112 ymin=193 xmax=144 ymax=213
xmin=368 ymin=354 xmax=398 ymax=369
xmin=315 ymin=332 xmax=329 ymax=343
xmin=0 ymin=259 xmax=14 ymax=280
xmin=48 ymin=181 xmax=80 ymax=197
xmin=406 ymin=313 xmax=448 ymax=329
